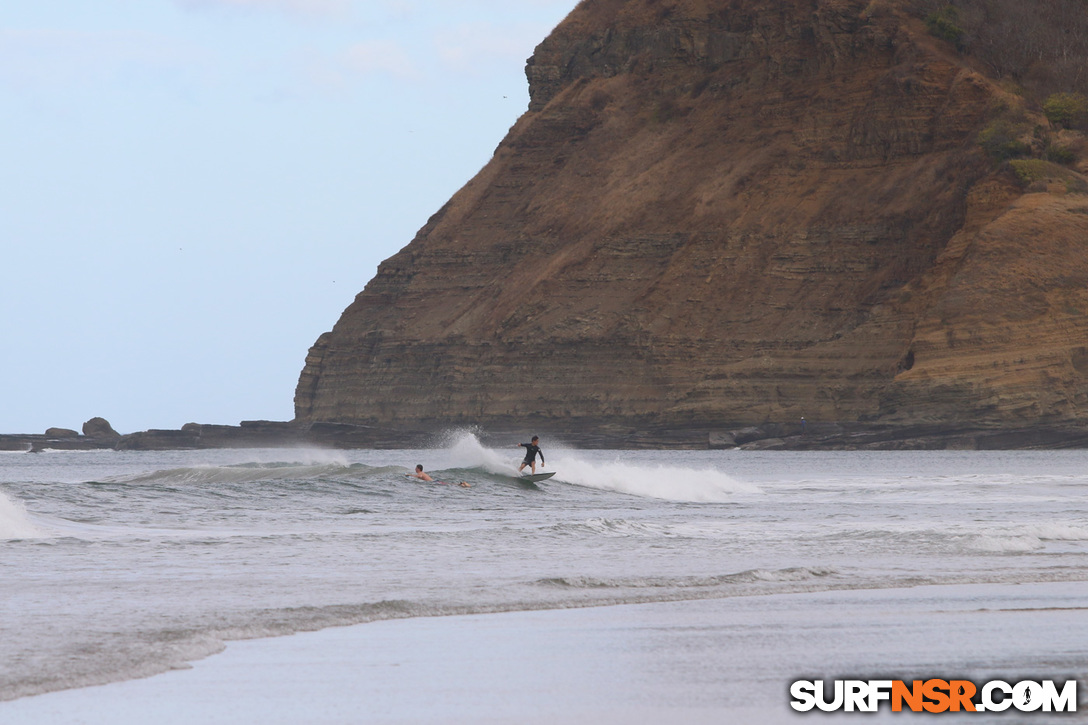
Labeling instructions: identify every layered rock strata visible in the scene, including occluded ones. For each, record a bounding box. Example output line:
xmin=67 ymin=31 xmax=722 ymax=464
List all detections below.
xmin=294 ymin=0 xmax=1088 ymax=440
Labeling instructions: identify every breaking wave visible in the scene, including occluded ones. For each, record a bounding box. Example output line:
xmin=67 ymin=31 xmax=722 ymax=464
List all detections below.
xmin=536 ymin=567 xmax=837 ymax=590
xmin=965 ymin=524 xmax=1088 ymax=553
xmin=0 ymin=490 xmax=41 ymax=540
xmin=443 ymin=432 xmax=758 ymax=502
xmin=103 ymin=462 xmax=386 ymax=487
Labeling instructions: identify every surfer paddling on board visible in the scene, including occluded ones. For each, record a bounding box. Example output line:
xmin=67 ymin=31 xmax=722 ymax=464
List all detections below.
xmin=516 ymin=436 xmax=545 ymax=475
xmin=407 ymin=465 xmax=470 ymax=487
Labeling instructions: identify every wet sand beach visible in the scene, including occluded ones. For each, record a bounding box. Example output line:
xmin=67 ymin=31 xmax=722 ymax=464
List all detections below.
xmin=5 ymin=581 xmax=1086 ymax=724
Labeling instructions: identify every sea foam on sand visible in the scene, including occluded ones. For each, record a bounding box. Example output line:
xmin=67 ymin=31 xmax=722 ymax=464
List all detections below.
xmin=4 ymin=581 xmax=1086 ymax=725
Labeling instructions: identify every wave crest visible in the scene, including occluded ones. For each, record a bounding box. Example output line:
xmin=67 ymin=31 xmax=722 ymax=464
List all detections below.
xmin=0 ymin=490 xmax=42 ymax=540
xmin=442 ymin=432 xmax=757 ymax=502
xmin=536 ymin=567 xmax=836 ymax=590
xmin=549 ymin=517 xmax=677 ymax=538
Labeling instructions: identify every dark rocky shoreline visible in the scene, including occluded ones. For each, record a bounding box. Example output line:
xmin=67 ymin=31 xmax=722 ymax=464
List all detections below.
xmin=4 ymin=418 xmax=1088 ymax=452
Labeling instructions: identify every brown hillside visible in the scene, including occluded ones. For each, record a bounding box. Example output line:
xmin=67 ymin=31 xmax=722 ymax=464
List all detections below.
xmin=295 ymin=0 xmax=1088 ymax=441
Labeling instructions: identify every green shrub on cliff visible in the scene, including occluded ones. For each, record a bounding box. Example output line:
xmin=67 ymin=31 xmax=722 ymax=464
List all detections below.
xmin=1043 ymin=93 xmax=1088 ymax=130
xmin=925 ymin=6 xmax=964 ymax=49
xmin=1010 ymin=159 xmax=1053 ymax=186
xmin=1009 ymin=159 xmax=1088 ymax=193
xmin=1045 ymin=144 xmax=1077 ymax=164
xmin=977 ymin=118 xmax=1030 ymax=160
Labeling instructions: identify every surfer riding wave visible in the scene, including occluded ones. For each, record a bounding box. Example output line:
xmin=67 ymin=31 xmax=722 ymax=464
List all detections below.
xmin=517 ymin=436 xmax=544 ymax=475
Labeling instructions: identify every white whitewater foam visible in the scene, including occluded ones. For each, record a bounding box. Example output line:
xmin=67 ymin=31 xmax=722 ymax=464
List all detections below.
xmin=442 ymin=433 xmax=758 ymax=502
xmin=1024 ymin=523 xmax=1088 ymax=540
xmin=0 ymin=490 xmax=42 ymax=539
xmin=967 ymin=534 xmax=1045 ymax=553
xmin=552 ymin=456 xmax=760 ymax=502
xmin=446 ymin=432 xmax=524 ymax=475
xmin=963 ymin=523 xmax=1088 ymax=553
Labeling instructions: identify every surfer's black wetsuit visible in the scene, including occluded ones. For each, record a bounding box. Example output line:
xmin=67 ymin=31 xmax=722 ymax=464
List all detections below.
xmin=519 ymin=442 xmax=544 ymax=466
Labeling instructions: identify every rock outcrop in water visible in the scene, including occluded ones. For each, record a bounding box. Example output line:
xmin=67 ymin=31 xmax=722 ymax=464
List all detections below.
xmin=82 ymin=417 xmax=120 ymax=440
xmin=293 ymin=0 xmax=1088 ymax=446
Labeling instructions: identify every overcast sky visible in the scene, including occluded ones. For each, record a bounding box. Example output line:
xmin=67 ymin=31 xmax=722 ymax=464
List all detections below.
xmin=1 ymin=0 xmax=578 ymax=434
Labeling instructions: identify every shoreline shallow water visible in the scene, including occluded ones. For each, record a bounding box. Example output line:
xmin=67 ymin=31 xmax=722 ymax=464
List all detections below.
xmin=3 ymin=443 xmax=1087 ymax=719
xmin=3 ymin=582 xmax=1086 ymax=724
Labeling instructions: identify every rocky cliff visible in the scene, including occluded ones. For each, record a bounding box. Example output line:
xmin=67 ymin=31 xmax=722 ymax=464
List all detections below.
xmin=295 ymin=0 xmax=1088 ymax=443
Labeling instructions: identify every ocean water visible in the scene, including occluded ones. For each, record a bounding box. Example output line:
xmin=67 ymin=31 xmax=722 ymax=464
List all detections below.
xmin=2 ymin=435 xmax=1087 ymax=716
